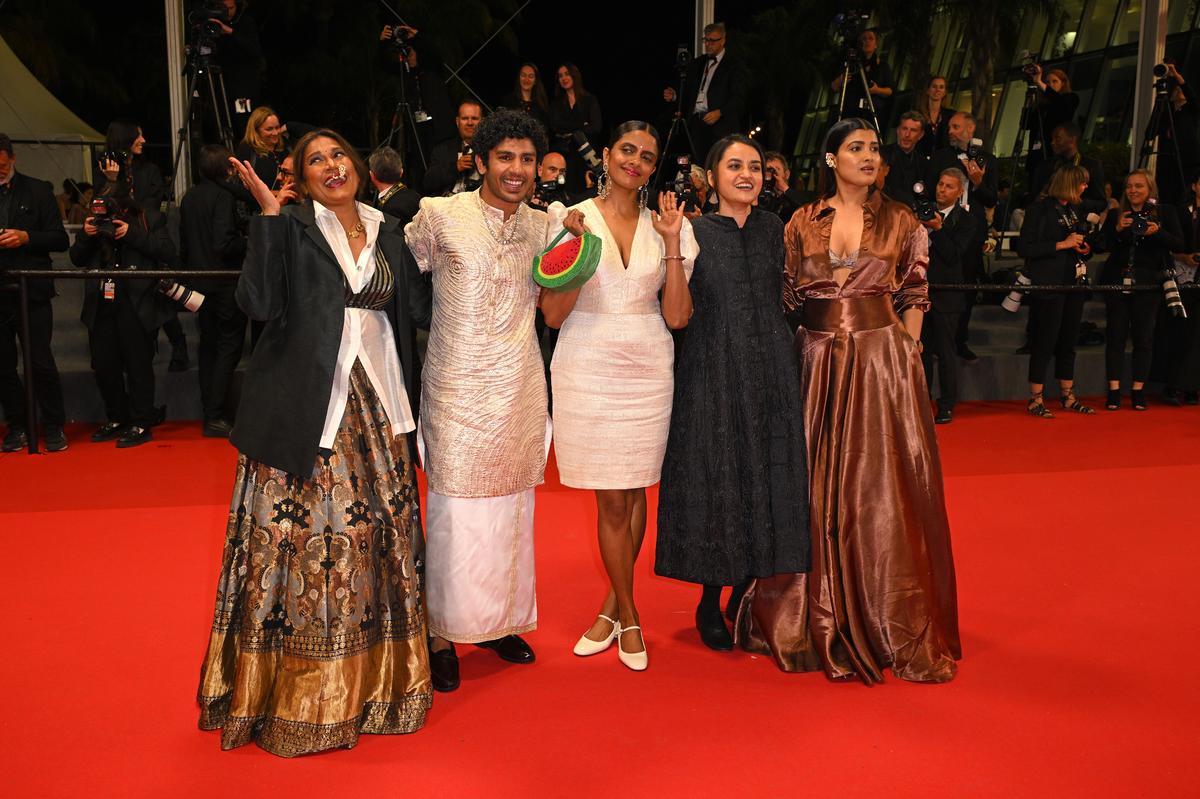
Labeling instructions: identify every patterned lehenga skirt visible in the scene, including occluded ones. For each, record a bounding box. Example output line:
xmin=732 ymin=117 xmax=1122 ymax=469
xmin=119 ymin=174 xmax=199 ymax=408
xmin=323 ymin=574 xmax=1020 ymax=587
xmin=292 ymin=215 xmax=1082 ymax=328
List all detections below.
xmin=197 ymin=364 xmax=432 ymax=757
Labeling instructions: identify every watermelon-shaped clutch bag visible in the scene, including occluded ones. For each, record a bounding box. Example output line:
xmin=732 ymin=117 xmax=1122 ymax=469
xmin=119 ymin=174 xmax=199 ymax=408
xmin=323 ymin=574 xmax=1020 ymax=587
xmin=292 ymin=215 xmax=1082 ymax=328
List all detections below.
xmin=532 ymin=227 xmax=602 ymax=291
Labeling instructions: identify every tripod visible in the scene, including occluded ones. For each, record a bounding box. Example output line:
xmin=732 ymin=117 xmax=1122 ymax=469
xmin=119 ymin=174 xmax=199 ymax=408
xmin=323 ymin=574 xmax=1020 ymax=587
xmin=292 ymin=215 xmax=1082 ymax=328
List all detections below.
xmin=655 ymin=61 xmax=700 ymax=198
xmin=384 ymin=46 xmax=429 ymax=173
xmin=1002 ymin=82 xmax=1044 ymax=216
xmin=835 ymin=56 xmax=879 ymax=131
xmin=168 ymin=37 xmax=236 ymax=196
xmin=1137 ymin=75 xmax=1187 ymax=192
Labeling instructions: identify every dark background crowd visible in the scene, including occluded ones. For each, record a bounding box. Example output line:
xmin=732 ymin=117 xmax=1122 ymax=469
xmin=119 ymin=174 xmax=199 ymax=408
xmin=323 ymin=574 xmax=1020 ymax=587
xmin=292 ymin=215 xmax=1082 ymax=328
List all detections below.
xmin=1 ymin=0 xmax=1199 ymax=452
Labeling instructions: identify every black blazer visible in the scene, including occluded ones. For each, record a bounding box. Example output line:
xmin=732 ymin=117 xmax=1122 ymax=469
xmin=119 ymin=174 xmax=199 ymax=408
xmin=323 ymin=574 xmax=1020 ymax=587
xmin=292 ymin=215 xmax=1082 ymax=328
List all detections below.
xmin=1017 ymin=198 xmax=1092 ymax=286
xmin=1101 ymin=202 xmax=1186 ymax=284
xmin=180 ymin=179 xmax=246 ymax=291
xmin=679 ymin=53 xmax=746 ymax=138
xmin=422 ymin=138 xmax=473 ymax=197
xmin=70 ymin=208 xmax=178 ymax=331
xmin=95 ymin=159 xmax=165 ymax=212
xmin=0 ymin=171 xmax=69 ymax=302
xmin=377 ymin=185 xmax=421 ymax=229
xmin=927 ymin=146 xmax=998 ymax=243
xmin=230 ymin=203 xmax=432 ymax=477
xmin=927 ymin=206 xmax=977 ymax=312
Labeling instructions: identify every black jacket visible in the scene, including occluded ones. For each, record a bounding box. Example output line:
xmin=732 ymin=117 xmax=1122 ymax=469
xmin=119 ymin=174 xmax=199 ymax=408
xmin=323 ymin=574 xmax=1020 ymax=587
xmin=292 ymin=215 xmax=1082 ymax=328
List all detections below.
xmin=834 ymin=53 xmax=894 ymax=124
xmin=70 ymin=208 xmax=178 ymax=332
xmin=549 ymin=93 xmax=603 ymax=144
xmin=927 ymin=145 xmax=998 ymax=243
xmin=0 ymin=171 xmax=69 ymax=302
xmin=422 ymin=138 xmax=477 ymax=197
xmin=927 ymin=206 xmax=977 ymax=312
xmin=1026 ymin=89 xmax=1080 ymax=153
xmin=180 ymin=179 xmax=246 ymax=292
xmin=1017 ymin=198 xmax=1093 ymax=286
xmin=95 ymin=159 xmax=165 ymax=213
xmin=1030 ymin=152 xmax=1107 ymax=217
xmin=1100 ymin=202 xmax=1186 ymax=284
xmin=377 ymin=185 xmax=421 ymax=228
xmin=882 ymin=144 xmax=928 ymax=208
xmin=677 ymin=53 xmax=746 ymax=137
xmin=230 ymin=203 xmax=432 ymax=476
xmin=211 ymin=7 xmax=263 ymax=104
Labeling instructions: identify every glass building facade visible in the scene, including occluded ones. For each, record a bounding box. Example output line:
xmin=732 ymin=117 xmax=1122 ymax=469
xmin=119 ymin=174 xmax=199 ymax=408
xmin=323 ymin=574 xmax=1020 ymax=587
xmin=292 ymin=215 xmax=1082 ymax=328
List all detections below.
xmin=790 ymin=0 xmax=1200 ymax=175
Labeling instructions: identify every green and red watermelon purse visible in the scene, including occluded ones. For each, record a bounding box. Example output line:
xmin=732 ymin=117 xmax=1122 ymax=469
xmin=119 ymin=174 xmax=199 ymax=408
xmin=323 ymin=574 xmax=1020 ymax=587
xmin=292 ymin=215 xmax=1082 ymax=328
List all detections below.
xmin=532 ymin=227 xmax=602 ymax=291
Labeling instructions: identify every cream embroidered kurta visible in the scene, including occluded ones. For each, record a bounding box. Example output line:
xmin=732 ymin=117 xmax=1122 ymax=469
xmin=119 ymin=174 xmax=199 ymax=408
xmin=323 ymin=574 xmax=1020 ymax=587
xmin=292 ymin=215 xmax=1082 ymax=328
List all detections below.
xmin=405 ymin=190 xmax=549 ymax=497
xmin=405 ymin=190 xmax=550 ymax=642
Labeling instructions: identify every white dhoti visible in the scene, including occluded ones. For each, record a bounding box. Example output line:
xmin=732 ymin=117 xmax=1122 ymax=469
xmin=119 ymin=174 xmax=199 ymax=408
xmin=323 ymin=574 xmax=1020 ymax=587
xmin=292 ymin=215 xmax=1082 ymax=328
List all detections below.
xmin=424 ymin=488 xmax=538 ymax=642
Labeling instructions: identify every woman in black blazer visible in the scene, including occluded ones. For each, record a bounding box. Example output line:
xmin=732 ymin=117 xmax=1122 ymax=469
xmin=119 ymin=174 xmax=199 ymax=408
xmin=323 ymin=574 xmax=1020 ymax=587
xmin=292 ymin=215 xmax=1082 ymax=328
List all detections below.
xmin=1017 ymin=163 xmax=1095 ymax=418
xmin=1100 ymin=170 xmax=1185 ymax=410
xmin=196 ymin=128 xmax=434 ymax=758
xmin=549 ymin=62 xmax=602 ymax=194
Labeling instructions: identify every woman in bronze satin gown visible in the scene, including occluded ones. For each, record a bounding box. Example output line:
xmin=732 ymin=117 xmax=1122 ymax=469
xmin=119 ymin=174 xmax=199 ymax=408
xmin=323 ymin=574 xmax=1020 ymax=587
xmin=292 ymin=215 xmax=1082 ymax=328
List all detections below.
xmin=735 ymin=118 xmax=961 ymax=684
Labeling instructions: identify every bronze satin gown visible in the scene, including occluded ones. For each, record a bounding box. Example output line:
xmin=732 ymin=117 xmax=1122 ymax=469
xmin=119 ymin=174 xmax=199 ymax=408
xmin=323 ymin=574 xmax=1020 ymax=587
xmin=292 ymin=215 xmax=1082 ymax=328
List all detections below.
xmin=735 ymin=193 xmax=961 ymax=684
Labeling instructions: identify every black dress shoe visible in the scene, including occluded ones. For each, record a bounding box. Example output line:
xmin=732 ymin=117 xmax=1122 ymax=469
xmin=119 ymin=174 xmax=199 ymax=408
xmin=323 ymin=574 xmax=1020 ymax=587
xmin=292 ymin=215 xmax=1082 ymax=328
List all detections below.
xmin=203 ymin=419 xmax=234 ymax=438
xmin=168 ymin=340 xmax=190 ymax=372
xmin=695 ymin=606 xmax=733 ymax=651
xmin=475 ymin=634 xmax=536 ymax=664
xmin=91 ymin=422 xmax=125 ymax=442
xmin=934 ymin=408 xmax=953 ymax=424
xmin=44 ymin=425 xmax=68 ymax=452
xmin=2 ymin=426 xmax=27 ymax=452
xmin=1185 ymin=391 xmax=1199 ymax=406
xmin=429 ymin=643 xmax=460 ymax=693
xmin=116 ymin=426 xmax=152 ymax=448
xmin=957 ymin=345 xmax=980 ymax=362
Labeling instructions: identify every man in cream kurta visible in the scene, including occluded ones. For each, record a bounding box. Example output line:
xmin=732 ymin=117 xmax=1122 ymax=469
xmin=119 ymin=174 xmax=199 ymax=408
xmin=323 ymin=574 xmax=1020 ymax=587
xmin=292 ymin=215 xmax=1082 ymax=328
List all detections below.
xmin=405 ymin=111 xmax=551 ymax=689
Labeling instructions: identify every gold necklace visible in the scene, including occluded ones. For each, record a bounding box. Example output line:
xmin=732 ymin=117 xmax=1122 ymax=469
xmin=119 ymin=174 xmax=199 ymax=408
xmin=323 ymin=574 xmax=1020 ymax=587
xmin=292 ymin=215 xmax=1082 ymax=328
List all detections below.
xmin=345 ymin=221 xmax=366 ymax=239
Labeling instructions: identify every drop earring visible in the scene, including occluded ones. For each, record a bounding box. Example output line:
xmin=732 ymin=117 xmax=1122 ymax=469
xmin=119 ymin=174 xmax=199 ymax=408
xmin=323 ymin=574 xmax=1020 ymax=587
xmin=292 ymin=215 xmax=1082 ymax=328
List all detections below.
xmin=598 ymin=163 xmax=611 ymax=199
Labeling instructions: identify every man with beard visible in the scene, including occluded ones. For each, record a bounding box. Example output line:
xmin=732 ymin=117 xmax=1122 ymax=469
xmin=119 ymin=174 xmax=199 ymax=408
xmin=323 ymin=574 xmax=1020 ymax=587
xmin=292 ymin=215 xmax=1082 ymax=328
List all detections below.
xmin=405 ymin=109 xmax=550 ymax=693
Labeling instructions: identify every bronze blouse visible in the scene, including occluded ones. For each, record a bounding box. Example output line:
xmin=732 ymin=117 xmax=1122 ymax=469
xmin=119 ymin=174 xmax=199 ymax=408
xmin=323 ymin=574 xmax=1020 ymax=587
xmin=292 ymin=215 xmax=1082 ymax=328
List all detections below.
xmin=782 ymin=191 xmax=931 ymax=316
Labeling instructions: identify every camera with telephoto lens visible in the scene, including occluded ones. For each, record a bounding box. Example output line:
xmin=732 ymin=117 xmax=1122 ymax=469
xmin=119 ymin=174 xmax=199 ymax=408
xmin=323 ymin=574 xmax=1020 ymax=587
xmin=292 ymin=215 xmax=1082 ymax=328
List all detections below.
xmin=89 ymin=196 xmax=121 ymax=240
xmin=671 ymin=155 xmax=700 ymax=212
xmin=157 ymin=279 xmax=205 ymax=313
xmin=1152 ymin=62 xmax=1179 ymax=97
xmin=387 ymin=23 xmax=416 ymax=58
xmin=571 ymin=131 xmax=605 ymax=180
xmin=1002 ymin=272 xmax=1032 ymax=312
xmin=1162 ymin=266 xmax=1188 ymax=318
xmin=911 ymin=181 xmax=937 ymax=222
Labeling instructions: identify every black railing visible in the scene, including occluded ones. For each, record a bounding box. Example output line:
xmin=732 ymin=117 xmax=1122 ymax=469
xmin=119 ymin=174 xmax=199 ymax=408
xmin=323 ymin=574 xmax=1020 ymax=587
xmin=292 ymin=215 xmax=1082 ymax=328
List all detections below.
xmin=2 ymin=269 xmax=1198 ymax=455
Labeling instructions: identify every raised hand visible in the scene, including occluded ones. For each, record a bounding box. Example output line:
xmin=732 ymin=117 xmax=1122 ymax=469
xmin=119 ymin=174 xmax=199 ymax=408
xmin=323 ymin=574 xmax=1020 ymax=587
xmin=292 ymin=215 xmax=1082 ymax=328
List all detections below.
xmin=652 ymin=191 xmax=685 ymax=239
xmin=230 ymin=157 xmax=281 ymax=216
xmin=563 ymin=209 xmax=589 ymax=237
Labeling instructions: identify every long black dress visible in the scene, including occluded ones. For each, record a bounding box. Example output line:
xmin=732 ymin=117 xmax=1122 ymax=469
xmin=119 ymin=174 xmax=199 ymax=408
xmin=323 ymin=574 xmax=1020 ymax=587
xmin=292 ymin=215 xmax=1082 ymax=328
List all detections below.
xmin=655 ymin=210 xmax=809 ymax=585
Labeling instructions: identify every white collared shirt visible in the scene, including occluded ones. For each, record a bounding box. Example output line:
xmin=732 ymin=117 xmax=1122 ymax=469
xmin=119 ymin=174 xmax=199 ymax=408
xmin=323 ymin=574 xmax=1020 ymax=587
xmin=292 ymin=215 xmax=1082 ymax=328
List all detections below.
xmin=313 ymin=200 xmax=415 ymax=447
xmin=939 ymin=204 xmax=956 ymax=219
xmin=693 ymin=49 xmax=725 ymax=115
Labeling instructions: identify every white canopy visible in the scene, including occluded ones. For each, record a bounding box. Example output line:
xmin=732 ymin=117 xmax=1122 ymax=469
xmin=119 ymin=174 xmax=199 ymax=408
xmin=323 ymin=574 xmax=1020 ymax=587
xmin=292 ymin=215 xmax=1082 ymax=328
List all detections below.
xmin=0 ymin=33 xmax=104 ymax=191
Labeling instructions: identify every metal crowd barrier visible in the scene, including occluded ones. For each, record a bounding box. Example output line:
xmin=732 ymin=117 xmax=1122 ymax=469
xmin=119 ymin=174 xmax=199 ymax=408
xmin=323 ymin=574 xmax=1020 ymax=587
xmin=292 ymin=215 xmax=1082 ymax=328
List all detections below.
xmin=2 ymin=269 xmax=1198 ymax=455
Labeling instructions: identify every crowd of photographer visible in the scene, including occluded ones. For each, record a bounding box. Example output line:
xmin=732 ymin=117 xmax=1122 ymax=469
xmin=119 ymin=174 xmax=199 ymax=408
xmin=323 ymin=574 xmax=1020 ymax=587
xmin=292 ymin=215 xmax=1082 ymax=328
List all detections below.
xmin=1 ymin=13 xmax=1199 ymax=453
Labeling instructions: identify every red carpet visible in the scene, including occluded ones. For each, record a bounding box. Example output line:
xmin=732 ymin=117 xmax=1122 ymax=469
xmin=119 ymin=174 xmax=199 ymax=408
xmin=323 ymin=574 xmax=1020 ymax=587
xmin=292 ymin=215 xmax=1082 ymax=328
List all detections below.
xmin=3 ymin=401 xmax=1198 ymax=796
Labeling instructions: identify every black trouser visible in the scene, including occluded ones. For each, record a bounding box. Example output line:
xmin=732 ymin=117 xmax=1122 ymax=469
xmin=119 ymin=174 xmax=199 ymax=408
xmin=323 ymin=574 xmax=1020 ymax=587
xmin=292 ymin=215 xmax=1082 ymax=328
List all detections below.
xmin=955 ymin=246 xmax=985 ymax=349
xmin=0 ymin=296 xmax=66 ymax=428
xmin=1166 ymin=294 xmax=1200 ymax=391
xmin=162 ymin=314 xmax=185 ymax=345
xmin=89 ymin=293 xmax=157 ymax=428
xmin=921 ymin=308 xmax=960 ymax=411
xmin=197 ymin=286 xmax=246 ymax=422
xmin=1104 ymin=291 xmax=1161 ymax=384
xmin=1027 ymin=292 xmax=1086 ymax=384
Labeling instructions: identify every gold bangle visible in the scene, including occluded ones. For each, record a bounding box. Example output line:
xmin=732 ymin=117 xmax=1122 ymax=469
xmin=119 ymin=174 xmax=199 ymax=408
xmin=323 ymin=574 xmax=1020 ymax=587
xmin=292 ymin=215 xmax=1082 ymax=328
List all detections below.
xmin=662 ymin=255 xmax=685 ymax=261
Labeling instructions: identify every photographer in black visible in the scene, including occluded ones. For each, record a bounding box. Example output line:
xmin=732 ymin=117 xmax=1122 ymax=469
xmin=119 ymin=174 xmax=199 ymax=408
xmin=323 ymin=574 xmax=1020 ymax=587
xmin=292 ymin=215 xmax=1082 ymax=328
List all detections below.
xmin=201 ymin=0 xmax=263 ymax=135
xmin=919 ymin=168 xmax=977 ymax=424
xmin=1155 ymin=60 xmax=1200 ymax=210
xmin=1030 ymin=122 xmax=1106 ymax=216
xmin=181 ymin=145 xmax=247 ymax=437
xmin=422 ymin=100 xmax=483 ymax=197
xmin=70 ymin=179 xmax=179 ymax=448
xmin=662 ymin=23 xmax=746 ymax=163
xmin=1100 ymin=169 xmax=1184 ymax=411
xmin=1022 ymin=63 xmax=1080 ymax=183
xmin=927 ymin=111 xmax=998 ymax=361
xmin=1016 ymin=164 xmax=1096 ymax=418
xmin=758 ymin=151 xmax=812 ymax=223
xmin=882 ymin=112 xmax=929 ymax=208
xmin=1162 ymin=171 xmax=1200 ymax=405
xmin=378 ymin=24 xmax=456 ymax=189
xmin=830 ymin=27 xmax=894 ymax=126
xmin=0 ymin=133 xmax=70 ymax=452
xmin=95 ymin=120 xmax=164 ymax=211
xmin=528 ymin=151 xmax=571 ymax=210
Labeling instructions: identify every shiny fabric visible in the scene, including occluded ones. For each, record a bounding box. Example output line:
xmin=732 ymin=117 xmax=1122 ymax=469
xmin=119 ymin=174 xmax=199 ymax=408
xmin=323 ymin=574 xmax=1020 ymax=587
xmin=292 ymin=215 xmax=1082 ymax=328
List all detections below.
xmin=405 ymin=191 xmax=549 ymax=498
xmin=736 ymin=193 xmax=961 ymax=685
xmin=546 ymin=200 xmax=698 ymax=489
xmin=198 ymin=362 xmax=431 ymax=756
xmin=656 ymin=211 xmax=809 ymax=585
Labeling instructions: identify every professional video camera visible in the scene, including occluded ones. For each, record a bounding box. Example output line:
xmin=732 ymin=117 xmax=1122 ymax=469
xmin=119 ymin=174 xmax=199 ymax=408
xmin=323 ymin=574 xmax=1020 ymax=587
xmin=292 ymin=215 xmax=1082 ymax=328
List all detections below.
xmin=1019 ymin=49 xmax=1040 ymax=82
xmin=671 ymin=155 xmax=700 ymax=212
xmin=187 ymin=0 xmax=229 ymax=41
xmin=833 ymin=7 xmax=872 ymax=64
xmin=1152 ymin=62 xmax=1179 ymax=96
xmin=911 ymin=181 xmax=938 ymax=222
xmin=386 ymin=23 xmax=417 ymax=58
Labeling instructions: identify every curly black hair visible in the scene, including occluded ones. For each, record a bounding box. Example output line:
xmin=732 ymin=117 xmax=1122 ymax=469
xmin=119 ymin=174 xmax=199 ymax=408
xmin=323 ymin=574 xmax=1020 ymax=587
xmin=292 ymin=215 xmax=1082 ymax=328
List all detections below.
xmin=472 ymin=107 xmax=549 ymax=167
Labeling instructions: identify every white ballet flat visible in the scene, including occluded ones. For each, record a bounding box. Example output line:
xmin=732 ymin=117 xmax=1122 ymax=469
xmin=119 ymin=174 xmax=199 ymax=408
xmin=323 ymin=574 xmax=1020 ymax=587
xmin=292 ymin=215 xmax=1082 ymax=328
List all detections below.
xmin=573 ymin=614 xmax=619 ymax=656
xmin=616 ymin=624 xmax=648 ymax=671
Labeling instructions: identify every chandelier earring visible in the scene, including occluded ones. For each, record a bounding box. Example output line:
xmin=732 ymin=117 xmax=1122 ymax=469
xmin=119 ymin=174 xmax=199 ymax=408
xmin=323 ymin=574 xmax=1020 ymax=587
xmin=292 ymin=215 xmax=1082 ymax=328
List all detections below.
xmin=598 ymin=162 xmax=611 ymax=199
xmin=637 ymin=182 xmax=649 ymax=210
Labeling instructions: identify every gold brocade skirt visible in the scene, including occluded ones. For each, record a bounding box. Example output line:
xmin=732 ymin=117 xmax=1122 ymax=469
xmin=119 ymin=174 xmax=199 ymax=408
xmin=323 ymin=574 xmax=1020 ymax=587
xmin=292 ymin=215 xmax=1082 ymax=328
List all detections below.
xmin=197 ymin=363 xmax=432 ymax=757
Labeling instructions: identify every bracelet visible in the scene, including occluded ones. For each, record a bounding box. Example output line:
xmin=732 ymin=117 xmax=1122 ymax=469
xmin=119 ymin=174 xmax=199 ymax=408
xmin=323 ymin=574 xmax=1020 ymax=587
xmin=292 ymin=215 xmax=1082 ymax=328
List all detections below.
xmin=662 ymin=255 xmax=685 ymax=262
